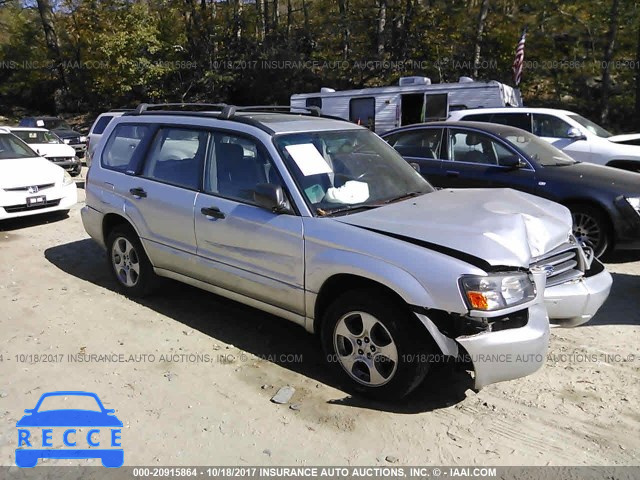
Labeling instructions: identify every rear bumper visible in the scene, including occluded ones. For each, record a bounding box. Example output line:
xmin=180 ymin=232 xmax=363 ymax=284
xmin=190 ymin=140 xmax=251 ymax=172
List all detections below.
xmin=544 ymin=261 xmax=612 ymax=327
xmin=81 ymin=204 xmax=106 ymax=249
xmin=457 ymin=302 xmax=549 ymax=389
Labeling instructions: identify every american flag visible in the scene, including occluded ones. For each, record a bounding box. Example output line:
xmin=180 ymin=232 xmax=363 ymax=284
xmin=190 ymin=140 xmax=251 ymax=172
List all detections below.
xmin=512 ymin=28 xmax=527 ymax=86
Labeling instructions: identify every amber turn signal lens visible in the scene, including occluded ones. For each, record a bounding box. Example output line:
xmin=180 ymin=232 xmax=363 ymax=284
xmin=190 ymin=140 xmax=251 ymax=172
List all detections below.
xmin=466 ymin=291 xmax=489 ymax=310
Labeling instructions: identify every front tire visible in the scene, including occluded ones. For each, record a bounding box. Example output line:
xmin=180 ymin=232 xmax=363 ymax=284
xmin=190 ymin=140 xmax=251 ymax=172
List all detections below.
xmin=320 ymin=289 xmax=433 ymax=400
xmin=570 ymin=205 xmax=611 ymax=258
xmin=106 ymin=226 xmax=155 ymax=297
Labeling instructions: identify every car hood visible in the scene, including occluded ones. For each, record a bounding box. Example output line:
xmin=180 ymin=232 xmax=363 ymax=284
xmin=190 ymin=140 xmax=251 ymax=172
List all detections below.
xmin=30 ymin=143 xmax=76 ymax=158
xmin=608 ymin=133 xmax=640 ymax=144
xmin=52 ymin=129 xmax=80 ymax=138
xmin=16 ymin=410 xmax=123 ymax=427
xmin=0 ymin=157 xmax=64 ymax=188
xmin=335 ymin=188 xmax=572 ymax=268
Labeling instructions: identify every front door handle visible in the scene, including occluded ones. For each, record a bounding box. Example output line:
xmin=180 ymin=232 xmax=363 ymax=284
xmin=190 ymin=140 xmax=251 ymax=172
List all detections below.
xmin=201 ymin=206 xmax=225 ymax=219
xmin=446 ymin=170 xmax=460 ymax=178
xmin=129 ymin=187 xmax=147 ymax=198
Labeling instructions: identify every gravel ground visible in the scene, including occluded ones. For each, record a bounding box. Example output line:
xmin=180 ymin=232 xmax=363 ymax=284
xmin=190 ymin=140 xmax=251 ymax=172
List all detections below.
xmin=1 ymin=175 xmax=639 ymax=466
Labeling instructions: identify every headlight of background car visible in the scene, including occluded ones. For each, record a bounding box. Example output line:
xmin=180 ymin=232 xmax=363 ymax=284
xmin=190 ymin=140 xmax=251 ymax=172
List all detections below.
xmin=63 ymin=171 xmax=74 ymax=186
xmin=63 ymin=138 xmax=70 ymax=144
xmin=80 ymin=136 xmax=87 ymax=143
xmin=460 ymin=273 xmax=536 ymax=311
xmin=626 ymin=197 xmax=640 ymax=215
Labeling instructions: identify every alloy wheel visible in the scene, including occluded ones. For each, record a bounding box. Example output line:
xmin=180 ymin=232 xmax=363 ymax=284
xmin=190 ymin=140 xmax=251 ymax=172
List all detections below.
xmin=333 ymin=311 xmax=398 ymax=386
xmin=111 ymin=237 xmax=141 ymax=287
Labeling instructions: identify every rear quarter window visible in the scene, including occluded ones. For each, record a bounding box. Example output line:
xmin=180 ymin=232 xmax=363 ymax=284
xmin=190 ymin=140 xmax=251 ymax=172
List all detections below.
xmin=101 ymin=124 xmax=153 ymax=172
xmin=92 ymin=115 xmax=115 ymax=135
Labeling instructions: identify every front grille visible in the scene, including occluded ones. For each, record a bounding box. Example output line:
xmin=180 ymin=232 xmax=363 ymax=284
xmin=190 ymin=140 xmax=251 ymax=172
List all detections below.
xmin=47 ymin=157 xmax=74 ymax=163
xmin=531 ymin=243 xmax=584 ymax=287
xmin=4 ymin=199 xmax=61 ymax=213
xmin=3 ymin=183 xmax=55 ymax=192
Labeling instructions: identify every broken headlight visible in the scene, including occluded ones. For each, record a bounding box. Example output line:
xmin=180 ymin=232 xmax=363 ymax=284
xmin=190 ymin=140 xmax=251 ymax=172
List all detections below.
xmin=459 ymin=273 xmax=536 ymax=311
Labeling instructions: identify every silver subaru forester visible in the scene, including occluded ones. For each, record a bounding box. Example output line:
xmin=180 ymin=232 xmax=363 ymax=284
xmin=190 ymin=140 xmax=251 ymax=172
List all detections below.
xmin=82 ymin=104 xmax=611 ymax=400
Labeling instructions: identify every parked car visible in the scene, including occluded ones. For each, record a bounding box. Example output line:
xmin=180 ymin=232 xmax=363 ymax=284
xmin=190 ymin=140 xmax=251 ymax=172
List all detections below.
xmin=382 ymin=121 xmax=640 ymax=258
xmin=7 ymin=127 xmax=82 ymax=176
xmin=86 ymin=110 xmax=132 ymax=167
xmin=18 ymin=116 xmax=87 ymax=158
xmin=448 ymin=107 xmax=640 ymax=172
xmin=82 ymin=104 xmax=609 ymax=399
xmin=0 ymin=129 xmax=78 ymax=220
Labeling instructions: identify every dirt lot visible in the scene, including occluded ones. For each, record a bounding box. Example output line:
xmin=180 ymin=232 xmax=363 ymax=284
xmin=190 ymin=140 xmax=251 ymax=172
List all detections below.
xmin=1 ymin=177 xmax=639 ymax=467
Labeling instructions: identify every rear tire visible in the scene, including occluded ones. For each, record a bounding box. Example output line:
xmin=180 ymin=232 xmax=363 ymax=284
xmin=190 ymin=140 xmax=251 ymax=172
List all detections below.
xmin=570 ymin=204 xmax=611 ymax=258
xmin=320 ymin=288 xmax=433 ymax=400
xmin=106 ymin=226 xmax=156 ymax=297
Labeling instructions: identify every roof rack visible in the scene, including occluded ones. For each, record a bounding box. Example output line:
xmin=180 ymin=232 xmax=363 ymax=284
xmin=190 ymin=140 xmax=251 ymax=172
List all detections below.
xmin=228 ymin=105 xmax=322 ymax=117
xmin=131 ymin=103 xmax=321 ymax=118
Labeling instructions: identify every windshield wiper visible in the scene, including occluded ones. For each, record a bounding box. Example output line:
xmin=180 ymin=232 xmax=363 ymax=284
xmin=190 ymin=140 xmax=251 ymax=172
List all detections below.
xmin=317 ymin=204 xmax=380 ymax=217
xmin=383 ymin=191 xmax=423 ymax=204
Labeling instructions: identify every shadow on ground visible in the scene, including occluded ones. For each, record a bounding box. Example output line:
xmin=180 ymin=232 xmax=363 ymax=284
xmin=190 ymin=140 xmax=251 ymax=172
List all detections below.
xmin=44 ymin=238 xmax=473 ymax=413
xmin=584 ymin=272 xmax=640 ymax=327
xmin=0 ymin=211 xmax=69 ymax=232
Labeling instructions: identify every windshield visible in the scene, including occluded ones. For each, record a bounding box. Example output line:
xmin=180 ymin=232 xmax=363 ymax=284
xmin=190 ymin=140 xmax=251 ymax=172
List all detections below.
xmin=13 ymin=130 xmax=61 ymax=145
xmin=274 ymin=129 xmax=433 ymax=215
xmin=497 ymin=129 xmax=577 ymax=166
xmin=0 ymin=134 xmax=38 ymax=159
xmin=567 ymin=114 xmax=612 ymax=138
xmin=42 ymin=119 xmax=72 ymax=130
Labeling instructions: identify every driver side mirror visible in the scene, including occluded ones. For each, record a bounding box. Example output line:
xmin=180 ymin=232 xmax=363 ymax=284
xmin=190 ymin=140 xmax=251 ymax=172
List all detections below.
xmin=254 ymin=183 xmax=291 ymax=214
xmin=567 ymin=127 xmax=586 ymax=140
xmin=501 ymin=156 xmax=528 ymax=169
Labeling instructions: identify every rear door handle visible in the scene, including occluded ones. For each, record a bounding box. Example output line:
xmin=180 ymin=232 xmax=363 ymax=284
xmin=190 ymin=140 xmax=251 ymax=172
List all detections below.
xmin=446 ymin=170 xmax=460 ymax=178
xmin=200 ymin=206 xmax=225 ymax=219
xmin=129 ymin=187 xmax=147 ymax=198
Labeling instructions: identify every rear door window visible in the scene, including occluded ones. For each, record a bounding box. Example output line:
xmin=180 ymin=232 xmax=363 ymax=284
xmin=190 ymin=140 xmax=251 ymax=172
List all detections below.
xmin=101 ymin=124 xmax=153 ymax=172
xmin=141 ymin=127 xmax=208 ymax=190
xmin=489 ymin=113 xmax=532 ymax=132
xmin=532 ymin=114 xmax=572 ymax=138
xmin=386 ymin=129 xmax=444 ymax=159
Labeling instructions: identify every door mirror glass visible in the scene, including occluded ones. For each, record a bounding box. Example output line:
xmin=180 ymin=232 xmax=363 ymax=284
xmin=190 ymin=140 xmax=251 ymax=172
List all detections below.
xmin=254 ymin=183 xmax=290 ymax=213
xmin=567 ymin=127 xmax=586 ymax=140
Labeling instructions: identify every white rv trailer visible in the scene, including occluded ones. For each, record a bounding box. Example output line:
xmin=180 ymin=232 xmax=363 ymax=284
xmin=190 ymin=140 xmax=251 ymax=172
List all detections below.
xmin=290 ymin=76 xmax=522 ymax=134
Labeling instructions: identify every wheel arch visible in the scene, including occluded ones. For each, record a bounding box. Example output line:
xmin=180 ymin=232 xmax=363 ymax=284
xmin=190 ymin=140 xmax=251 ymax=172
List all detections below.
xmin=313 ymin=274 xmax=412 ymax=335
xmin=102 ymin=213 xmax=140 ymax=245
xmin=562 ymin=197 xmax=615 ymax=250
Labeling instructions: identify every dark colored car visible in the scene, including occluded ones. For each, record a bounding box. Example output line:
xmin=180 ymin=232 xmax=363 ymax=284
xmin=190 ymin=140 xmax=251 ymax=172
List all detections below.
xmin=382 ymin=121 xmax=640 ymax=257
xmin=19 ymin=116 xmax=87 ymax=158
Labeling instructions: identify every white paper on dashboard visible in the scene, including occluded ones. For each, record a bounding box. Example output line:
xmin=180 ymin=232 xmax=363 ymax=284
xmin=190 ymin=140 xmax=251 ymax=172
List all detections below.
xmin=285 ymin=144 xmax=333 ymax=176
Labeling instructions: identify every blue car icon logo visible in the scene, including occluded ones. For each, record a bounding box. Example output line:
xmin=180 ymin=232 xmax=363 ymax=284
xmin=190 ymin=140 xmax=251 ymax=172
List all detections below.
xmin=16 ymin=391 xmax=123 ymax=468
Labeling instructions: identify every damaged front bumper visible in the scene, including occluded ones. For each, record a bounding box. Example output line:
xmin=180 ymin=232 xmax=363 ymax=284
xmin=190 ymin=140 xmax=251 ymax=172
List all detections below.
xmin=544 ymin=259 xmax=612 ymax=327
xmin=455 ymin=302 xmax=549 ymax=389
xmin=414 ymin=268 xmax=550 ymax=390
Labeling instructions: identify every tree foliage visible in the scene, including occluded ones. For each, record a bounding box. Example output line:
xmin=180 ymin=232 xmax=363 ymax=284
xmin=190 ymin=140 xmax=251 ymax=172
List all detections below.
xmin=0 ymin=0 xmax=639 ymax=131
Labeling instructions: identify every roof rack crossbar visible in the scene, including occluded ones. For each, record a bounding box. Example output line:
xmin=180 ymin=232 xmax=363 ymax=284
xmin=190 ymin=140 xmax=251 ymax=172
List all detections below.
xmin=133 ymin=103 xmax=230 ymax=115
xmin=231 ymin=105 xmax=321 ymax=116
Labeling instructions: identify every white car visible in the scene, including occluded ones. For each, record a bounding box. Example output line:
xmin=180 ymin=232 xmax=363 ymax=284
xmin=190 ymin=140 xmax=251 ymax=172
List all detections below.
xmin=0 ymin=130 xmax=77 ymax=220
xmin=7 ymin=127 xmax=82 ymax=176
xmin=86 ymin=110 xmax=131 ymax=167
xmin=448 ymin=107 xmax=640 ymax=172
